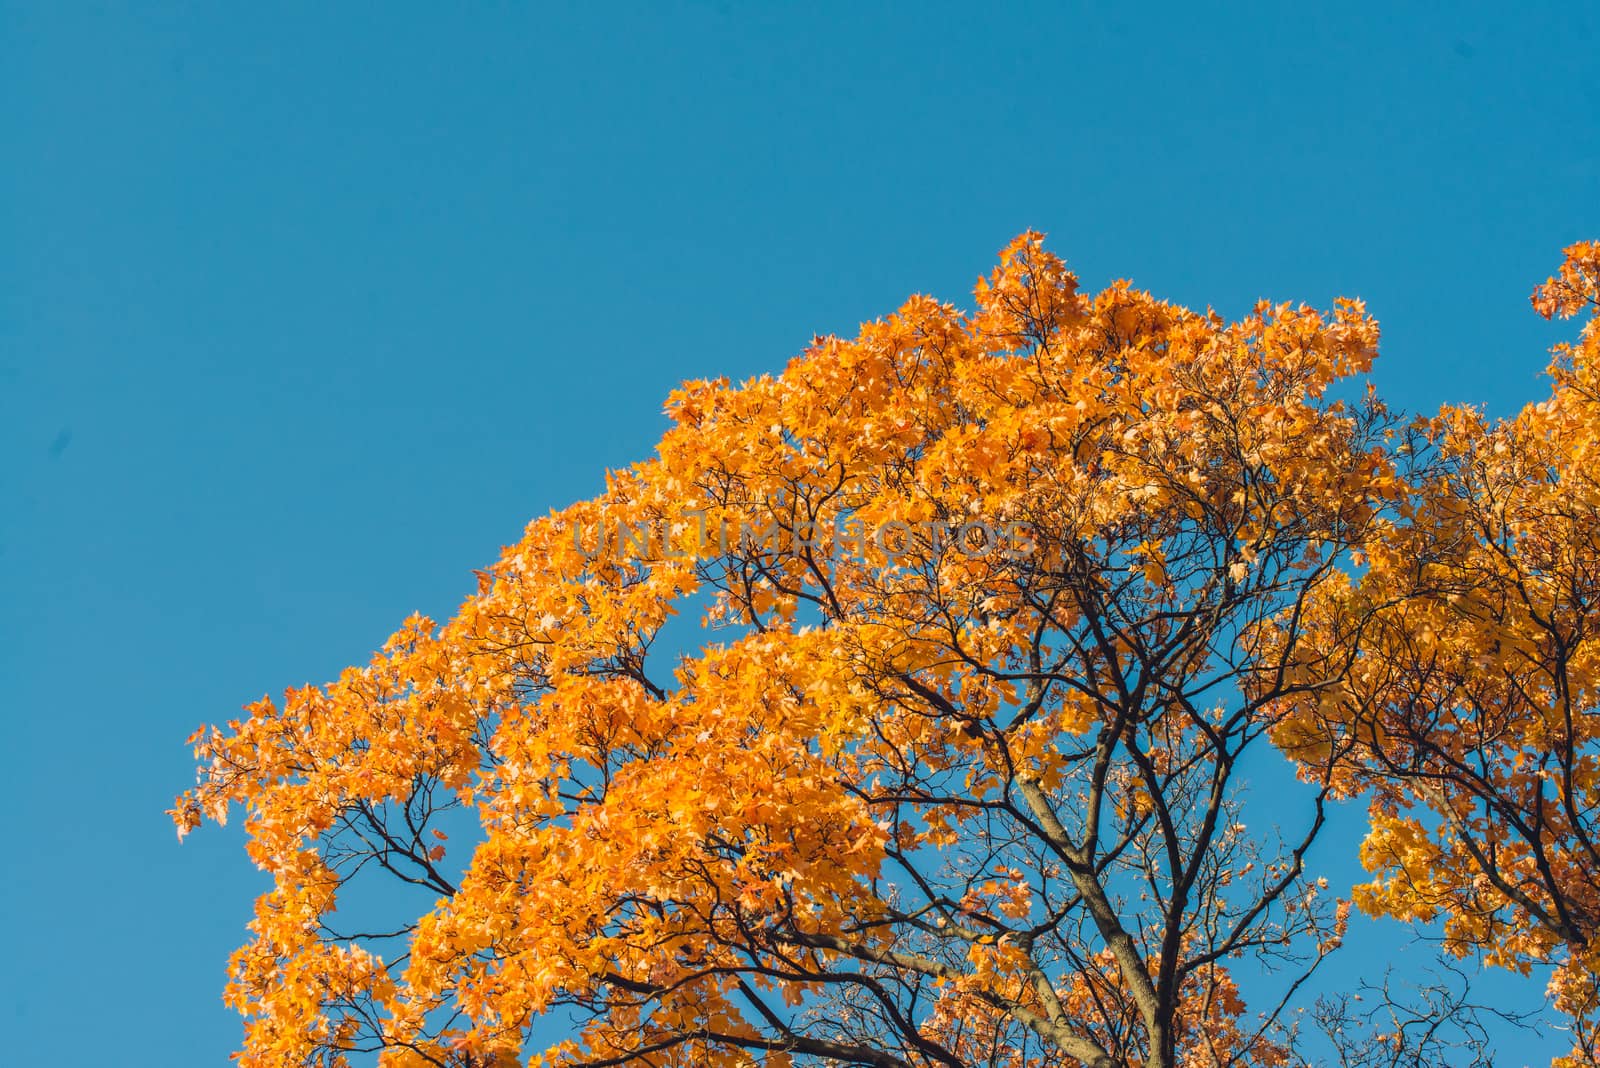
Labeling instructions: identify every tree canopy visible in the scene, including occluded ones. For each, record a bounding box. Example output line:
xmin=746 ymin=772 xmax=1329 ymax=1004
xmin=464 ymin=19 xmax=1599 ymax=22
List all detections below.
xmin=173 ymin=236 xmax=1600 ymax=1068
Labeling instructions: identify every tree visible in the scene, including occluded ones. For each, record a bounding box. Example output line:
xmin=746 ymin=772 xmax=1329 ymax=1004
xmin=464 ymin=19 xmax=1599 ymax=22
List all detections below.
xmin=1263 ymin=242 xmax=1600 ymax=1067
xmin=177 ymin=234 xmax=1465 ymax=1068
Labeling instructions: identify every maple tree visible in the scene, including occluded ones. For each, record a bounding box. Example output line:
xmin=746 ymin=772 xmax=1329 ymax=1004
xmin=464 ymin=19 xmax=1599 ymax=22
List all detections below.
xmin=1264 ymin=242 xmax=1600 ymax=1067
xmin=173 ymin=235 xmax=1593 ymax=1067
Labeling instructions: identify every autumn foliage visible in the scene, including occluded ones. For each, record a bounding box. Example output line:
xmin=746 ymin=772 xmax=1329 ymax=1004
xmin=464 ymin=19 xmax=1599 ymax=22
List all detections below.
xmin=1265 ymin=240 xmax=1600 ymax=1066
xmin=174 ymin=237 xmax=1600 ymax=1067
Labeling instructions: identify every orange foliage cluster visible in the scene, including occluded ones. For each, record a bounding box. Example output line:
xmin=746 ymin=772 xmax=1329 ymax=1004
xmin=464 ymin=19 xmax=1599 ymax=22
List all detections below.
xmin=1265 ymin=241 xmax=1600 ymax=1066
xmin=173 ymin=237 xmax=1600 ymax=1067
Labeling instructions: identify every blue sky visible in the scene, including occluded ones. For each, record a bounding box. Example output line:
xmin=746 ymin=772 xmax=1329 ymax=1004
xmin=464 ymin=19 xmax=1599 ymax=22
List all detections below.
xmin=3 ymin=3 xmax=1597 ymax=1065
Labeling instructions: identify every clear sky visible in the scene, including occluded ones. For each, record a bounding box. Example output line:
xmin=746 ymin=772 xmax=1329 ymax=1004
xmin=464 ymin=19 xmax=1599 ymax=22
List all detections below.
xmin=3 ymin=4 xmax=1597 ymax=1065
